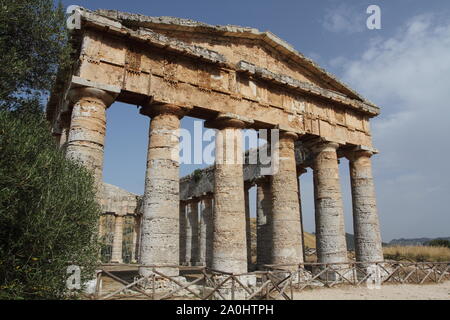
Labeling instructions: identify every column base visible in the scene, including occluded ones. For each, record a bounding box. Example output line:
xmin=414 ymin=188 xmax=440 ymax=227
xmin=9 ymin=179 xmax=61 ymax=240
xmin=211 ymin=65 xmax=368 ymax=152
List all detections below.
xmin=139 ymin=266 xmax=179 ymax=278
xmin=110 ymin=259 xmax=123 ymax=264
xmin=210 ymin=274 xmax=257 ymax=300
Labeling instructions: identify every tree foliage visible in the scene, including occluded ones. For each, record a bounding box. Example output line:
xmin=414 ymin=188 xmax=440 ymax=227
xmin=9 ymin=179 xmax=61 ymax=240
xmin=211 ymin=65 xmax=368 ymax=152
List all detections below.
xmin=0 ymin=1 xmax=100 ymax=299
xmin=0 ymin=110 xmax=100 ymax=299
xmin=0 ymin=0 xmax=71 ymax=111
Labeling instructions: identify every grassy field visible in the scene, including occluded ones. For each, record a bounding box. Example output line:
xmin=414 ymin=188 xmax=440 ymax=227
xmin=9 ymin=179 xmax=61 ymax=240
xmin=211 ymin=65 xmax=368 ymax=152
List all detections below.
xmin=250 ymin=218 xmax=450 ymax=262
xmin=383 ymin=245 xmax=450 ymax=262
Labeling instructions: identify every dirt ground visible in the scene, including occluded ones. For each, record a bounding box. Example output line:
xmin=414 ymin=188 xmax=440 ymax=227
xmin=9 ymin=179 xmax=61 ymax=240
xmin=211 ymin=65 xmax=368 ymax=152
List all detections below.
xmin=293 ymin=281 xmax=450 ymax=300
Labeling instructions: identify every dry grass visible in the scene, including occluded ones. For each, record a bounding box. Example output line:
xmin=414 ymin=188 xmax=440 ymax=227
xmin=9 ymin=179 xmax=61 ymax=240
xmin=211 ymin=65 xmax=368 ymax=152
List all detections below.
xmin=383 ymin=245 xmax=450 ymax=262
xmin=303 ymin=232 xmax=316 ymax=249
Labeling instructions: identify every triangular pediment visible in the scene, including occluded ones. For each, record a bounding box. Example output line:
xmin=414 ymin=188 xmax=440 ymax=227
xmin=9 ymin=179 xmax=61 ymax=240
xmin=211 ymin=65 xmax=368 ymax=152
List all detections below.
xmin=94 ymin=9 xmax=369 ymax=103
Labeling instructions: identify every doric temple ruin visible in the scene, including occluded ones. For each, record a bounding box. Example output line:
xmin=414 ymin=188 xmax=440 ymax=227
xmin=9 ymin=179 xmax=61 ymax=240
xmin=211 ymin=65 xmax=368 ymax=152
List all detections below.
xmin=47 ymin=8 xmax=383 ymax=278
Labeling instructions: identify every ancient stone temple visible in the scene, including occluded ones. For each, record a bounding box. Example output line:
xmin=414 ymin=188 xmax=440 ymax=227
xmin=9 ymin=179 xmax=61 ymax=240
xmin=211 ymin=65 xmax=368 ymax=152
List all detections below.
xmin=47 ymin=8 xmax=383 ymax=277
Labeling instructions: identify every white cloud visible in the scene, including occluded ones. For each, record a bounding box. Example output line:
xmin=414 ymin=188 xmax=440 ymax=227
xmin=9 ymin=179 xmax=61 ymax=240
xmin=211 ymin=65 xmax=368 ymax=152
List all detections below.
xmin=335 ymin=14 xmax=450 ymax=240
xmin=322 ymin=3 xmax=365 ymax=34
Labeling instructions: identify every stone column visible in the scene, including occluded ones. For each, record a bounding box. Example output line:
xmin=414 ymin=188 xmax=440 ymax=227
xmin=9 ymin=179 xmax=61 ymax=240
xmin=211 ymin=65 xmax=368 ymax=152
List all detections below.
xmin=57 ymin=112 xmax=71 ymax=151
xmin=312 ymin=142 xmax=348 ymax=264
xmin=131 ymin=215 xmax=140 ymax=263
xmin=256 ymin=178 xmax=271 ymax=269
xmin=244 ymin=184 xmax=252 ymax=270
xmin=199 ymin=195 xmax=213 ymax=267
xmin=346 ymin=149 xmax=383 ymax=263
xmin=297 ymin=167 xmax=307 ymax=263
xmin=111 ymin=215 xmax=124 ymax=263
xmin=179 ymin=201 xmax=187 ymax=266
xmin=139 ymin=104 xmax=186 ymax=277
xmin=66 ymin=87 xmax=117 ymax=188
xmin=206 ymin=117 xmax=247 ymax=273
xmin=186 ymin=200 xmax=200 ymax=266
xmin=269 ymin=132 xmax=304 ymax=268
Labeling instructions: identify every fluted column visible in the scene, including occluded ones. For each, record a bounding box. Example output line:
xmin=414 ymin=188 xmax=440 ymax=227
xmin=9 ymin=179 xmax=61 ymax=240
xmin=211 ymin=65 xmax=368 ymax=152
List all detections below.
xmin=270 ymin=132 xmax=304 ymax=268
xmin=131 ymin=215 xmax=140 ymax=263
xmin=313 ymin=142 xmax=348 ymax=264
xmin=256 ymin=178 xmax=271 ymax=268
xmin=199 ymin=195 xmax=213 ymax=267
xmin=297 ymin=167 xmax=307 ymax=263
xmin=186 ymin=200 xmax=200 ymax=266
xmin=66 ymin=87 xmax=117 ymax=188
xmin=244 ymin=184 xmax=252 ymax=270
xmin=179 ymin=201 xmax=187 ymax=265
xmin=346 ymin=149 xmax=383 ymax=263
xmin=206 ymin=117 xmax=247 ymax=273
xmin=139 ymin=104 xmax=186 ymax=277
xmin=111 ymin=215 xmax=124 ymax=263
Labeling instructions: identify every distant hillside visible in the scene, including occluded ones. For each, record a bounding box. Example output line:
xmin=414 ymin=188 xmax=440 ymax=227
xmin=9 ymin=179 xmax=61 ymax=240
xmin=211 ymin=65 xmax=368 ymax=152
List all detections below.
xmin=388 ymin=237 xmax=450 ymax=246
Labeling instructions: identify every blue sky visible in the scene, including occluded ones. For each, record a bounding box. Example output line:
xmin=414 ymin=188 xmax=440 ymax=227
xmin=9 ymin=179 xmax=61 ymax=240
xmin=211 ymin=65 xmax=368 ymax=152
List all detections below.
xmin=59 ymin=1 xmax=450 ymax=241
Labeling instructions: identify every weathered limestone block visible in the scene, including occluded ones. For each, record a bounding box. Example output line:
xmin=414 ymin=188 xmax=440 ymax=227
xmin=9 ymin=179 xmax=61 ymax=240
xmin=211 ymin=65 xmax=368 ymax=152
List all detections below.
xmin=256 ymin=178 xmax=271 ymax=268
xmin=199 ymin=195 xmax=213 ymax=267
xmin=185 ymin=200 xmax=199 ymax=265
xmin=139 ymin=104 xmax=186 ymax=277
xmin=312 ymin=142 xmax=348 ymax=264
xmin=347 ymin=149 xmax=383 ymax=263
xmin=269 ymin=132 xmax=304 ymax=268
xmin=101 ymin=183 xmax=140 ymax=215
xmin=66 ymin=87 xmax=117 ymax=188
xmin=111 ymin=215 xmax=124 ymax=263
xmin=206 ymin=117 xmax=247 ymax=274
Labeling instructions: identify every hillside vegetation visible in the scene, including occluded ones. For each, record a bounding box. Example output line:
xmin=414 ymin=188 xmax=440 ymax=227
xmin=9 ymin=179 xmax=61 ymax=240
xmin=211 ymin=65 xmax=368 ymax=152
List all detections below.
xmin=250 ymin=218 xmax=450 ymax=262
xmin=383 ymin=245 xmax=450 ymax=262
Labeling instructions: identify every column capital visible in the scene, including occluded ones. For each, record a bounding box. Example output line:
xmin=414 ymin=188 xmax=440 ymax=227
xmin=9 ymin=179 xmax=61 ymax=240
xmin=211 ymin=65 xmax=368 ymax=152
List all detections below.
xmin=204 ymin=112 xmax=253 ymax=129
xmin=139 ymin=103 xmax=189 ymax=119
xmin=310 ymin=140 xmax=340 ymax=154
xmin=344 ymin=145 xmax=378 ymax=161
xmin=185 ymin=197 xmax=201 ymax=204
xmin=199 ymin=192 xmax=214 ymax=201
xmin=67 ymin=76 xmax=120 ymax=107
xmin=279 ymin=130 xmax=299 ymax=141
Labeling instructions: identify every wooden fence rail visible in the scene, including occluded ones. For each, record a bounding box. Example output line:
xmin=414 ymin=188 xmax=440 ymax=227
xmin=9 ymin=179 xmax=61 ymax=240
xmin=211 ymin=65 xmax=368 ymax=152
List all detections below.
xmin=91 ymin=261 xmax=450 ymax=300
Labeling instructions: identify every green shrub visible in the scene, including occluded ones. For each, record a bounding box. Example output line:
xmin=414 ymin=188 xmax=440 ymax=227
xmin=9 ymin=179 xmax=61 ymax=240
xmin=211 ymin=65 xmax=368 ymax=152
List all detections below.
xmin=0 ymin=111 xmax=100 ymax=299
xmin=426 ymin=239 xmax=450 ymax=248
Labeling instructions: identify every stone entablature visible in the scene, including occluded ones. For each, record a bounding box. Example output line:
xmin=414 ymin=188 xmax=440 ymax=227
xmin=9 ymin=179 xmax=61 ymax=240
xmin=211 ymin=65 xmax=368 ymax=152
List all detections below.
xmin=101 ymin=183 xmax=142 ymax=216
xmin=48 ymin=8 xmax=378 ymax=150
